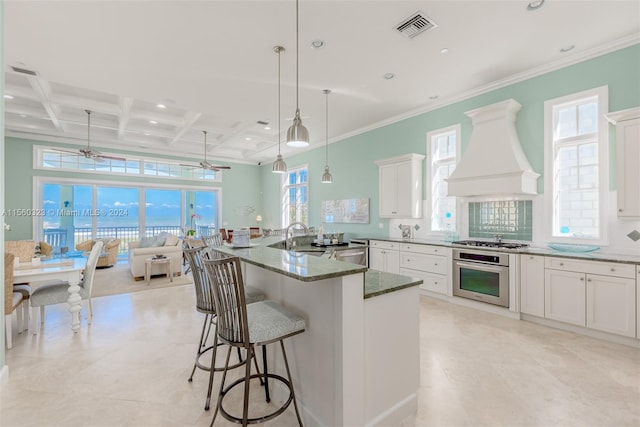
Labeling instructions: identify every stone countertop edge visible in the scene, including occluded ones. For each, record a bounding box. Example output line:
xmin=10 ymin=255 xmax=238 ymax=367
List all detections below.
xmin=364 ymin=270 xmax=422 ymax=299
xmin=364 ymin=237 xmax=640 ymax=264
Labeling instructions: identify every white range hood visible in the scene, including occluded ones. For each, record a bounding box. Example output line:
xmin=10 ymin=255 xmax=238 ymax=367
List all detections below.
xmin=446 ymin=99 xmax=540 ymax=197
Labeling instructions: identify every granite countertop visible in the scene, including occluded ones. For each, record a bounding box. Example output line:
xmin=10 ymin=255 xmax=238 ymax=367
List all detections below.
xmin=364 ymin=237 xmax=640 ymax=264
xmin=364 ymin=270 xmax=422 ymax=299
xmin=212 ymin=236 xmax=421 ymax=298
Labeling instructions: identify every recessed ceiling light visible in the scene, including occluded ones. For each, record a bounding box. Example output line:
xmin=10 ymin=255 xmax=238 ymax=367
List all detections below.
xmin=440 ymin=48 xmax=449 ymax=54
xmin=149 ymin=120 xmax=158 ymax=124
xmin=4 ymin=94 xmax=14 ymax=100
xmin=311 ymin=40 xmax=325 ymax=49
xmin=383 ymin=73 xmax=395 ymax=80
xmin=560 ymin=45 xmax=575 ymax=53
xmin=156 ymin=103 xmax=167 ymax=109
xmin=19 ymin=114 xmax=27 ymax=118
xmin=264 ymin=126 xmax=271 ymax=130
xmin=245 ymin=137 xmax=252 ymax=141
xmin=144 ymin=132 xmax=151 ymax=136
xmin=527 ymin=0 xmax=545 ymax=11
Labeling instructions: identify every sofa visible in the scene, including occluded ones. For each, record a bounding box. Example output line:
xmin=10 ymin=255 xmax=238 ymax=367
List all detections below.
xmin=76 ymin=238 xmax=121 ymax=268
xmin=128 ymin=233 xmax=183 ymax=280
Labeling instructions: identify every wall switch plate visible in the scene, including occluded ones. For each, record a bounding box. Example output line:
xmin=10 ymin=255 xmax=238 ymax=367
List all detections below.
xmin=378 ymin=223 xmax=384 ymax=229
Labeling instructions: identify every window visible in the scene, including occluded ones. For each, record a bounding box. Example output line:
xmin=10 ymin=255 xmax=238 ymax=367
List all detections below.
xmin=281 ymin=166 xmax=308 ymax=227
xmin=36 ymin=146 xmax=222 ymax=182
xmin=35 ymin=178 xmax=220 ymax=254
xmin=544 ymin=86 xmax=608 ymax=243
xmin=426 ymin=125 xmax=460 ymax=236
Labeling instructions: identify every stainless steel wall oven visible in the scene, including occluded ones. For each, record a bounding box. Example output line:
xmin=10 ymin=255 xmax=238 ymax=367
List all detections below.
xmin=452 ymin=248 xmax=510 ymax=307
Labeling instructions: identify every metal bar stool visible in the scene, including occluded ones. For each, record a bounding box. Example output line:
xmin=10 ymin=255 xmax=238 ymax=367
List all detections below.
xmin=184 ymin=247 xmax=265 ymax=411
xmin=204 ymin=256 xmax=305 ymax=426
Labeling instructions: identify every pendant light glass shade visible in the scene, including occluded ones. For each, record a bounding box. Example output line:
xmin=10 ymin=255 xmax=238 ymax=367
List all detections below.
xmin=321 ymin=89 xmax=333 ymax=183
xmin=286 ymin=0 xmax=309 ymax=148
xmin=272 ymin=46 xmax=288 ymax=173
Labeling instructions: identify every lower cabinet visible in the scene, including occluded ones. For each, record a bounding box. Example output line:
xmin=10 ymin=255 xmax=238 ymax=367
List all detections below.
xmin=543 ymin=257 xmax=637 ymax=338
xmin=399 ymin=243 xmax=450 ymax=295
xmin=369 ymin=240 xmax=400 ymax=274
xmin=520 ymin=254 xmax=545 ymax=317
xmin=544 ymin=269 xmax=586 ymax=326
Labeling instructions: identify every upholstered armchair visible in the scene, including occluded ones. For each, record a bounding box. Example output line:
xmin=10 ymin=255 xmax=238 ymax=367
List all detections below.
xmin=76 ymin=238 xmax=121 ymax=268
xmin=128 ymin=233 xmax=183 ymax=280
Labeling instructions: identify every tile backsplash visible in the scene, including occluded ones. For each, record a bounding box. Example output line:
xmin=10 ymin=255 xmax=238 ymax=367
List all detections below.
xmin=469 ymin=200 xmax=533 ymax=241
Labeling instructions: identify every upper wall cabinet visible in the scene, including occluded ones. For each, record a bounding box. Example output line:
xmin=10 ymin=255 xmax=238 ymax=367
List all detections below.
xmin=375 ymin=153 xmax=425 ymax=218
xmin=606 ymin=107 xmax=640 ymax=218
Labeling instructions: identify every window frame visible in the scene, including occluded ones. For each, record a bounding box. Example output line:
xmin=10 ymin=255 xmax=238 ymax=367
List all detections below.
xmin=426 ymin=124 xmax=461 ymax=236
xmin=34 ymin=145 xmax=224 ymax=182
xmin=280 ymin=164 xmax=309 ymax=228
xmin=543 ymin=85 xmax=609 ymax=245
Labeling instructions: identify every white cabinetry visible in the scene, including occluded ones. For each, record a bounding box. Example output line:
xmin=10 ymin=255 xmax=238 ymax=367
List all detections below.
xmin=606 ymin=107 xmax=640 ymax=218
xmin=544 ymin=257 xmax=636 ymax=337
xmin=375 ymin=154 xmax=425 ymax=218
xmin=399 ymin=243 xmax=450 ymax=295
xmin=637 ymin=266 xmax=640 ymax=339
xmin=519 ymin=254 xmax=545 ymax=317
xmin=369 ymin=240 xmax=400 ymax=274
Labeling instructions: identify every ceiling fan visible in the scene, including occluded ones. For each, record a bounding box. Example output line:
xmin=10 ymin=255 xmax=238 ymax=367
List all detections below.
xmin=180 ymin=130 xmax=231 ymax=172
xmin=53 ymin=110 xmax=126 ymax=162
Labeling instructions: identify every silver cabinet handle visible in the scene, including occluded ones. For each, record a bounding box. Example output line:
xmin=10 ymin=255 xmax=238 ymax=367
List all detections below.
xmin=587 ymin=278 xmax=592 ymax=282
xmin=619 ymin=208 xmax=623 ymax=212
xmin=580 ymin=277 xmax=584 ymax=281
xmin=610 ymin=268 xmax=615 ymax=272
xmin=560 ymin=262 xmax=564 ymax=266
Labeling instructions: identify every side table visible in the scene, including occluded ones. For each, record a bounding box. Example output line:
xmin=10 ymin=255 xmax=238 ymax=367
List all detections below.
xmin=145 ymin=256 xmax=173 ymax=285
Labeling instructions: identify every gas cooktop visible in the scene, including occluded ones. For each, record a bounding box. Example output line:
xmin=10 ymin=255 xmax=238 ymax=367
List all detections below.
xmin=451 ymin=240 xmax=530 ymax=250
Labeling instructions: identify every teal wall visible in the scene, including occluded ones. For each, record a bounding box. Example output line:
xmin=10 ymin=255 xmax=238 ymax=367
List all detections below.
xmin=1 ymin=0 xmax=6 ymax=370
xmin=4 ymin=45 xmax=640 ymax=243
xmin=262 ymin=44 xmax=640 ymax=239
xmin=3 ymin=137 xmax=262 ymax=239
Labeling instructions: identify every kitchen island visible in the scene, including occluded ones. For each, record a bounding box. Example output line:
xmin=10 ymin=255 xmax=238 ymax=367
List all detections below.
xmin=214 ymin=236 xmax=422 ymax=427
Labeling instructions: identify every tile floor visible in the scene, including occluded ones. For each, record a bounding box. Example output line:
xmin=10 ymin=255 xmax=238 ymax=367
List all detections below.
xmin=2 ymin=285 xmax=639 ymax=427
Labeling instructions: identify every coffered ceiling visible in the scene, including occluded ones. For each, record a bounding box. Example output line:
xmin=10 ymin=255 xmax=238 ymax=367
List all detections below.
xmin=4 ymin=1 xmax=640 ymax=165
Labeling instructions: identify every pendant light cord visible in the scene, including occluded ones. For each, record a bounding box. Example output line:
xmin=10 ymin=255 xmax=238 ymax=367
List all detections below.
xmin=203 ymin=130 xmax=207 ymax=162
xmin=325 ymin=91 xmax=329 ymax=166
xmin=278 ymin=48 xmax=282 ymax=155
xmin=295 ymin=0 xmax=299 ymax=111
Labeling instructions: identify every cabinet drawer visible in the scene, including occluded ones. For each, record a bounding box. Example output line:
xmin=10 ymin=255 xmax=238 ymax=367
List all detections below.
xmin=400 ymin=268 xmax=447 ymax=295
xmin=400 ymin=243 xmax=447 ymax=256
xmin=545 ymin=257 xmax=635 ymax=279
xmin=370 ymin=240 xmax=399 ymax=251
xmin=400 ymin=252 xmax=448 ymax=275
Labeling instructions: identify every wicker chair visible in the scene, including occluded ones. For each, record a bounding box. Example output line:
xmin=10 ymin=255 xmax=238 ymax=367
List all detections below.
xmin=5 ymin=253 xmax=28 ymax=349
xmin=4 ymin=240 xmax=36 ymax=263
xmin=76 ymin=238 xmax=121 ymax=268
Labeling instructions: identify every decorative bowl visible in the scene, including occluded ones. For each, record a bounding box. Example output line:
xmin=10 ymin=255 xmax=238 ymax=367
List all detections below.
xmin=547 ymin=243 xmax=600 ymax=253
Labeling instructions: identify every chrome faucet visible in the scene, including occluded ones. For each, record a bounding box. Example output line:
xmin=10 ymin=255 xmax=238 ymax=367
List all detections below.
xmin=494 ymin=234 xmax=503 ymax=243
xmin=285 ymin=222 xmax=309 ymax=250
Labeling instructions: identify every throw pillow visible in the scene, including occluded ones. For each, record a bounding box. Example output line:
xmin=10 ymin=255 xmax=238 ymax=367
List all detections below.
xmin=164 ymin=234 xmax=179 ymax=246
xmin=139 ymin=236 xmax=158 ymax=248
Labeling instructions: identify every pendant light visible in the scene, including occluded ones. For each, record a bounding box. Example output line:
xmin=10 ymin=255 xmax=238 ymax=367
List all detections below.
xmin=321 ymin=89 xmax=333 ymax=184
xmin=286 ymin=0 xmax=309 ymax=148
xmin=272 ymin=45 xmax=287 ymax=173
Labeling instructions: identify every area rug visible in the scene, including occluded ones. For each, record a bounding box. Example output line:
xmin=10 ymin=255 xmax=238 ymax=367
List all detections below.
xmin=91 ymin=263 xmax=193 ymax=298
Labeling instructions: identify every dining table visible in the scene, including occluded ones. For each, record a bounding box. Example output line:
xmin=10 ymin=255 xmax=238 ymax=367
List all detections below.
xmin=13 ymin=257 xmax=86 ymax=334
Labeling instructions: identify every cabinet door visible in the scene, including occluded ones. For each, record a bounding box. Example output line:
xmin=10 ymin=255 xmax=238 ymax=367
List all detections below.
xmin=369 ymin=247 xmax=386 ymax=272
xmin=586 ymin=274 xmax=636 ymax=337
xmin=400 ymin=268 xmax=447 ymax=295
xmin=617 ymin=117 xmax=640 ymax=217
xmin=394 ymin=162 xmax=412 ymax=217
xmin=520 ymin=255 xmax=545 ymax=317
xmin=544 ymin=269 xmax=586 ymax=326
xmin=386 ymin=249 xmax=400 ymax=274
xmin=379 ymin=164 xmax=398 ymax=217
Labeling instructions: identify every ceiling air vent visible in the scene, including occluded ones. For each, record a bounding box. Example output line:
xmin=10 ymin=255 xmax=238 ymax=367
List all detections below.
xmin=395 ymin=12 xmax=437 ymax=39
xmin=10 ymin=65 xmax=38 ymax=76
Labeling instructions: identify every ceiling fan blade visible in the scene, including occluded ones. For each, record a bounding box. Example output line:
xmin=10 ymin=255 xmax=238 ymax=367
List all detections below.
xmin=179 ymin=163 xmax=200 ymax=169
xmin=98 ymin=154 xmax=127 ymax=161
xmin=51 ymin=147 xmax=81 ymax=156
xmin=208 ymin=165 xmax=231 ymax=170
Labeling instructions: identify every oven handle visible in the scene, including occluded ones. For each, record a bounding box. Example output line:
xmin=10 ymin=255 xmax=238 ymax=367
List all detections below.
xmin=454 ymin=260 xmax=508 ymax=273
